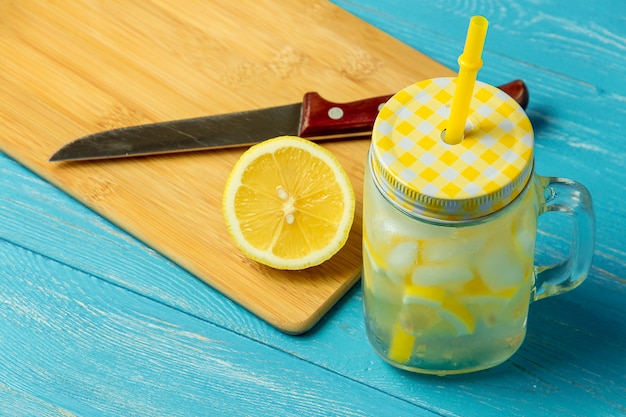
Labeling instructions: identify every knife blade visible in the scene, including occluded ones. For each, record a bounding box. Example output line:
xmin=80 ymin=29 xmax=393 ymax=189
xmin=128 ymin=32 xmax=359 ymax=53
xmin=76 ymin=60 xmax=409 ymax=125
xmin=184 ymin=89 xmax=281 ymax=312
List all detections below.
xmin=49 ymin=80 xmax=528 ymax=162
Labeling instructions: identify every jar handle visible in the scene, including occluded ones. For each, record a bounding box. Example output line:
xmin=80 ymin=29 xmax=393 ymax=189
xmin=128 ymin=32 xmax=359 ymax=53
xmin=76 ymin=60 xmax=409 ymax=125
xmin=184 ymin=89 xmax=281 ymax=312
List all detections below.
xmin=532 ymin=175 xmax=596 ymax=301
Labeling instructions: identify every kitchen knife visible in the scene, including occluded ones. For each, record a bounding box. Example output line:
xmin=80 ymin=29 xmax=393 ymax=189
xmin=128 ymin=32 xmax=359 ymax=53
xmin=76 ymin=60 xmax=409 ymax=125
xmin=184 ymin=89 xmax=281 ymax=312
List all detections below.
xmin=49 ymin=80 xmax=528 ymax=162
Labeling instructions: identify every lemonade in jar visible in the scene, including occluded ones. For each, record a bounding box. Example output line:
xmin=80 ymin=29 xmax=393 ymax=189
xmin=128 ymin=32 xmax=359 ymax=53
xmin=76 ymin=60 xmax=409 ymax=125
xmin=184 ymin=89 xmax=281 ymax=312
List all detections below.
xmin=363 ymin=147 xmax=541 ymax=374
xmin=361 ymin=16 xmax=595 ymax=375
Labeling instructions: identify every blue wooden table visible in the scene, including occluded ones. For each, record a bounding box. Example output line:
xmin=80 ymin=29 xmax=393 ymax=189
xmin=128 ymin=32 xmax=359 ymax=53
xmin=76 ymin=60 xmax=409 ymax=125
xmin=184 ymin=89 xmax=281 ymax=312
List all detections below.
xmin=2 ymin=1 xmax=625 ymax=416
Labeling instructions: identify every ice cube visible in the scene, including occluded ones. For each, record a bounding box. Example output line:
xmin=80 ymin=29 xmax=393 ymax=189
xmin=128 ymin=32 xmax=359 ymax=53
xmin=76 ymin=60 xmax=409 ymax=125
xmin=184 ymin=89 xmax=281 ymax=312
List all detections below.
xmin=386 ymin=241 xmax=419 ymax=284
xmin=512 ymin=209 xmax=536 ymax=259
xmin=364 ymin=215 xmax=404 ymax=254
xmin=411 ymin=264 xmax=474 ymax=287
xmin=475 ymin=241 xmax=526 ymax=292
xmin=362 ymin=242 xmax=402 ymax=302
xmin=420 ymin=236 xmax=487 ymax=263
xmin=514 ymin=228 xmax=536 ymax=260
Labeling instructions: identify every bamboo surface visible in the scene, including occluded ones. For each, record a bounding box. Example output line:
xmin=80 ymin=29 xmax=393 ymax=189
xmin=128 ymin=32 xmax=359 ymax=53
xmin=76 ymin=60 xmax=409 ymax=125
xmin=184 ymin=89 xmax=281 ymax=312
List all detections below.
xmin=0 ymin=0 xmax=452 ymax=333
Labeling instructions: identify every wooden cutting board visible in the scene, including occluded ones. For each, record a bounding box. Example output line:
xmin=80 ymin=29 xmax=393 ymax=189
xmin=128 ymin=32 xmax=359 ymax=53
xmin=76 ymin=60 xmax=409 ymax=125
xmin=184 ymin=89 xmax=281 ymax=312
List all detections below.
xmin=0 ymin=0 xmax=452 ymax=333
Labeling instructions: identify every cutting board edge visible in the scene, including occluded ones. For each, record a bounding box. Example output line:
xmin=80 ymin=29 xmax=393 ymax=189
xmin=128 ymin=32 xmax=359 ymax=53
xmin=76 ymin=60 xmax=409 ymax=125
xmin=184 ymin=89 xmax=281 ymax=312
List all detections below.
xmin=0 ymin=0 xmax=457 ymax=334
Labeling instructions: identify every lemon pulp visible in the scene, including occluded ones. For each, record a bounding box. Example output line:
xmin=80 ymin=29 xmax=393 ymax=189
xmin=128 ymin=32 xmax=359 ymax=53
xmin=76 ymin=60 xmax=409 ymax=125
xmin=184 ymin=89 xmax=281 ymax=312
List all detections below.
xmin=223 ymin=136 xmax=355 ymax=270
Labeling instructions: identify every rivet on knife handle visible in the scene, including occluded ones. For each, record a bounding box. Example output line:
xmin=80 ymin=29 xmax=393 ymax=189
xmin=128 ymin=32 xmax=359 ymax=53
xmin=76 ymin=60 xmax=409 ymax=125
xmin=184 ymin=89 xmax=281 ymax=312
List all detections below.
xmin=298 ymin=79 xmax=528 ymax=139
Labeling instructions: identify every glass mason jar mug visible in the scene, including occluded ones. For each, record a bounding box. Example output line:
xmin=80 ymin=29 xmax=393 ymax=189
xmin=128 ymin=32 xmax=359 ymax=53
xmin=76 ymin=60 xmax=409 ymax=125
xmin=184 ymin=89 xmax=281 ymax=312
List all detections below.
xmin=362 ymin=78 xmax=595 ymax=375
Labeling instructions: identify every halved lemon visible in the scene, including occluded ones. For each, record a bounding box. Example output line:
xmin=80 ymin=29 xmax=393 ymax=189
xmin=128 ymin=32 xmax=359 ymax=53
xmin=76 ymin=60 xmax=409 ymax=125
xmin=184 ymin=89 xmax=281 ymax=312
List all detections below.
xmin=222 ymin=136 xmax=355 ymax=270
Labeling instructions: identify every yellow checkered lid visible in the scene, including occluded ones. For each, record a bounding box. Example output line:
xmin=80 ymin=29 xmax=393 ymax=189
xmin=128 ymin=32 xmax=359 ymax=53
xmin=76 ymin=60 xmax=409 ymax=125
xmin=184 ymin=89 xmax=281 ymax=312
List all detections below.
xmin=371 ymin=77 xmax=534 ymax=221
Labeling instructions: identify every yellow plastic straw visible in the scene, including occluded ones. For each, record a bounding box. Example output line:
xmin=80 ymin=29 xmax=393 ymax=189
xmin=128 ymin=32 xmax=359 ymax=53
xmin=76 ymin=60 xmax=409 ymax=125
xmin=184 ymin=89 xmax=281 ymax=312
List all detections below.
xmin=444 ymin=16 xmax=489 ymax=145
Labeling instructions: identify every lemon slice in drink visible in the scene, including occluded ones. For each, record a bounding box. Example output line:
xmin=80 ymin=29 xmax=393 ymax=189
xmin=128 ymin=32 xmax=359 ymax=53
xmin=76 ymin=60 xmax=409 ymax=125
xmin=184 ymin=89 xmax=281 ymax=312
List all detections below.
xmin=439 ymin=299 xmax=476 ymax=335
xmin=402 ymin=285 xmax=476 ymax=336
xmin=222 ymin=136 xmax=355 ymax=270
xmin=388 ymin=285 xmax=476 ymax=363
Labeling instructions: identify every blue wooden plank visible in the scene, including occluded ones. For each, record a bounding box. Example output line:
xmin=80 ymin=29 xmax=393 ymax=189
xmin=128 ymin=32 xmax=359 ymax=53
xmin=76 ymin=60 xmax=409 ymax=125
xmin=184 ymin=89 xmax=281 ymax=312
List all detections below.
xmin=330 ymin=0 xmax=626 ymax=95
xmin=0 ymin=241 xmax=436 ymax=417
xmin=2 ymin=136 xmax=626 ymax=417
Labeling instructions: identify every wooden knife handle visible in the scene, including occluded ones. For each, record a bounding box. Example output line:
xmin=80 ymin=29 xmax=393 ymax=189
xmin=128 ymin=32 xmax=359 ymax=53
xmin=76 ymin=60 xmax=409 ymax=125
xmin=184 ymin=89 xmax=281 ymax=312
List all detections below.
xmin=298 ymin=79 xmax=529 ymax=139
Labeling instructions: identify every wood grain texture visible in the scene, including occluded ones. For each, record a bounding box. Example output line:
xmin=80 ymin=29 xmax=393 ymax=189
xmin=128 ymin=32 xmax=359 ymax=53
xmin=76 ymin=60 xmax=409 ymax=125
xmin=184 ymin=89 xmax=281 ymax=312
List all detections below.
xmin=1 ymin=1 xmax=625 ymax=416
xmin=0 ymin=0 xmax=452 ymax=333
